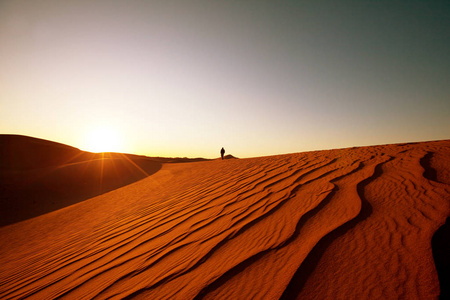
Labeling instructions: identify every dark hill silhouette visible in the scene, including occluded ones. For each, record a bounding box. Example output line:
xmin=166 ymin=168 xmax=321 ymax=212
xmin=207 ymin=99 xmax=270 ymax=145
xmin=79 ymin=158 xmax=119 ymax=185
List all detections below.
xmin=0 ymin=135 xmax=208 ymax=227
xmin=218 ymin=154 xmax=238 ymax=160
xmin=0 ymin=134 xmax=85 ymax=170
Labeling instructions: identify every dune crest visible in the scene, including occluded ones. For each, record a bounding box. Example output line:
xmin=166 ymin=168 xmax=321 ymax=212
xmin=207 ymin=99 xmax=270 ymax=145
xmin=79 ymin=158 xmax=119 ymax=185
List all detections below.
xmin=0 ymin=135 xmax=208 ymax=226
xmin=0 ymin=140 xmax=449 ymax=299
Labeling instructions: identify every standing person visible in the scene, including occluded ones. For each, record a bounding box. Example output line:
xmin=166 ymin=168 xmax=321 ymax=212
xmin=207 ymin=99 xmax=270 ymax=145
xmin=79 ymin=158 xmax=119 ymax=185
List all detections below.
xmin=220 ymin=147 xmax=225 ymax=160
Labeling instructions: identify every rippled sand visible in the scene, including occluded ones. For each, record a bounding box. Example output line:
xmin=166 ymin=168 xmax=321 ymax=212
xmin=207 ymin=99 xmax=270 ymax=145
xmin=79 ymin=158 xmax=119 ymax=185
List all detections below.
xmin=1 ymin=140 xmax=449 ymax=299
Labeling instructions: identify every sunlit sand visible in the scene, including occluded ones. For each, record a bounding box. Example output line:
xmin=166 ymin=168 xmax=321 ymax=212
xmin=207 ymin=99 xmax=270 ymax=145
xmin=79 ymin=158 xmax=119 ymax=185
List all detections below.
xmin=0 ymin=137 xmax=449 ymax=299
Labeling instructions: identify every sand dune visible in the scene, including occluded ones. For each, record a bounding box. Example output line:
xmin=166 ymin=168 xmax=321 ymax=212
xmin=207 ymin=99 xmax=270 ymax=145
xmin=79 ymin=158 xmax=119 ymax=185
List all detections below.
xmin=0 ymin=140 xmax=449 ymax=299
xmin=0 ymin=135 xmax=206 ymax=226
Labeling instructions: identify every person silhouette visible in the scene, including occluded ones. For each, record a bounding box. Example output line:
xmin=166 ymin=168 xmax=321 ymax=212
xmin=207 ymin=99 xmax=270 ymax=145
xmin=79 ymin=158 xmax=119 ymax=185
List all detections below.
xmin=220 ymin=147 xmax=225 ymax=160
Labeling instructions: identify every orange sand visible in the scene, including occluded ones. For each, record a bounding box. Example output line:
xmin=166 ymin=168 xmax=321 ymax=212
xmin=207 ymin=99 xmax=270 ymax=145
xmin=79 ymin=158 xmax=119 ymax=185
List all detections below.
xmin=0 ymin=135 xmax=205 ymax=226
xmin=0 ymin=140 xmax=449 ymax=299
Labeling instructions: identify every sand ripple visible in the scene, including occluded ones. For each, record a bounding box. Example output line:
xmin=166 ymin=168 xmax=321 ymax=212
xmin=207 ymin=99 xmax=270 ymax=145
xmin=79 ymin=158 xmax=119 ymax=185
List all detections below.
xmin=0 ymin=141 xmax=449 ymax=299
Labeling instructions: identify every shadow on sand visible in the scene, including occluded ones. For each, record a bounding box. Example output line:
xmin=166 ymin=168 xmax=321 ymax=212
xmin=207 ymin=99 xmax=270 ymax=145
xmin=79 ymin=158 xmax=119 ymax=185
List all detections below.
xmin=0 ymin=135 xmax=162 ymax=227
xmin=280 ymin=160 xmax=388 ymax=299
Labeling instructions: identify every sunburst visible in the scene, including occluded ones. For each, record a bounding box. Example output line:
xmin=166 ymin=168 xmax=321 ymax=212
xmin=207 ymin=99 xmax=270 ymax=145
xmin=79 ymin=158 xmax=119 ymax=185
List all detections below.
xmin=84 ymin=126 xmax=122 ymax=153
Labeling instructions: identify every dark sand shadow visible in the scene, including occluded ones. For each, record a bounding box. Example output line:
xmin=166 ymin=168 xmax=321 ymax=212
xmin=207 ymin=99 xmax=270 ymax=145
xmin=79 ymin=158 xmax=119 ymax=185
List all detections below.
xmin=422 ymin=152 xmax=449 ymax=299
xmin=0 ymin=135 xmax=162 ymax=227
xmin=280 ymin=159 xmax=388 ymax=299
xmin=432 ymin=217 xmax=450 ymax=299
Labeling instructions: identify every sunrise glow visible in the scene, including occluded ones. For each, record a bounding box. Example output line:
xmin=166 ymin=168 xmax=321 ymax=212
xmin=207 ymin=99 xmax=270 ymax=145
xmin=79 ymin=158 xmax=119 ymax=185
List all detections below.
xmin=83 ymin=127 xmax=122 ymax=153
xmin=1 ymin=0 xmax=448 ymax=158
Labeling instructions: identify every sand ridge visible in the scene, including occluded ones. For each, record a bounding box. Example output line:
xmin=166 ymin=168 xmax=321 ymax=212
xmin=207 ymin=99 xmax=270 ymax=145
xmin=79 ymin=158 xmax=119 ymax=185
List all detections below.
xmin=0 ymin=135 xmax=207 ymax=226
xmin=0 ymin=140 xmax=449 ymax=299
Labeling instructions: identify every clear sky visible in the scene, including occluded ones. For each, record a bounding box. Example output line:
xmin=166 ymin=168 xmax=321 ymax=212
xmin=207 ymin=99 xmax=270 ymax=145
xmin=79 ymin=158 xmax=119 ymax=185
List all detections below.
xmin=1 ymin=0 xmax=449 ymax=158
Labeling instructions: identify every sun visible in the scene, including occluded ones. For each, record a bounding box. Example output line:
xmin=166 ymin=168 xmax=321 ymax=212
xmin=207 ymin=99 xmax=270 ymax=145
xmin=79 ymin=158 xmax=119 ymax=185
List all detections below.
xmin=85 ymin=127 xmax=122 ymax=153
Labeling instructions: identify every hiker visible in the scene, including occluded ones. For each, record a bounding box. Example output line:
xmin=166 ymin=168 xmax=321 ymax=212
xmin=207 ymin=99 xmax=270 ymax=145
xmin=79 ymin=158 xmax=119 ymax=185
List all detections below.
xmin=220 ymin=147 xmax=225 ymax=160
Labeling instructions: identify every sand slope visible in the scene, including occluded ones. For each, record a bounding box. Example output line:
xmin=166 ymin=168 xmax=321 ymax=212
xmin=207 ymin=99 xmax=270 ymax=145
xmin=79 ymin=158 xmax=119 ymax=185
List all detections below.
xmin=0 ymin=140 xmax=449 ymax=299
xmin=0 ymin=135 xmax=206 ymax=226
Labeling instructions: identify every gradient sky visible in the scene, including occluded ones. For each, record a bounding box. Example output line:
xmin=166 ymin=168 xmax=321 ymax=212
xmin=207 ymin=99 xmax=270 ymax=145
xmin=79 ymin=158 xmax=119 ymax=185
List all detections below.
xmin=1 ymin=0 xmax=449 ymax=158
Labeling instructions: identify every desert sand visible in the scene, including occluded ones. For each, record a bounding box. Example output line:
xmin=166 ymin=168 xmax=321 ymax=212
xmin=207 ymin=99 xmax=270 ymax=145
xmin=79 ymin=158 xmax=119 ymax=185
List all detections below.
xmin=0 ymin=135 xmax=205 ymax=226
xmin=0 ymin=139 xmax=449 ymax=299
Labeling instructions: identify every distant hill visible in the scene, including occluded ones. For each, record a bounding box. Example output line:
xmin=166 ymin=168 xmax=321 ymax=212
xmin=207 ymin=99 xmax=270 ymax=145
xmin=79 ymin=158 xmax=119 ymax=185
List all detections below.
xmin=0 ymin=134 xmax=85 ymax=170
xmin=0 ymin=134 xmax=208 ymax=226
xmin=214 ymin=154 xmax=238 ymax=160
